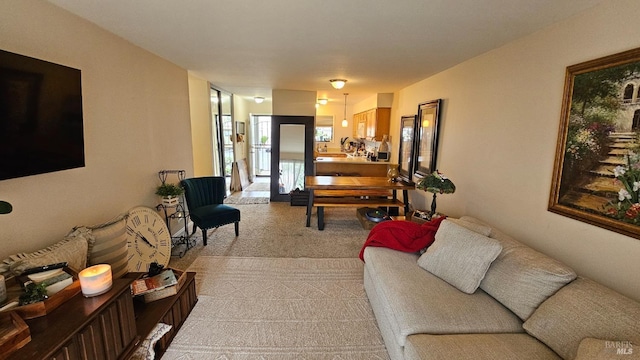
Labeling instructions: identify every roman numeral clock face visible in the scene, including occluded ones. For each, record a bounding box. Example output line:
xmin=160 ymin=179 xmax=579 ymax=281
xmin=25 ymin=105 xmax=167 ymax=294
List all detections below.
xmin=125 ymin=206 xmax=171 ymax=272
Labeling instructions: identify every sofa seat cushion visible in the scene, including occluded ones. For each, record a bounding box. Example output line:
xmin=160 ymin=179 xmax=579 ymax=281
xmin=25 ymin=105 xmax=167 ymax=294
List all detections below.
xmin=461 ymin=216 xmax=577 ymax=320
xmin=404 ymin=333 xmax=561 ymax=360
xmin=523 ymin=277 xmax=640 ymax=360
xmin=574 ymin=338 xmax=638 ymax=359
xmin=363 ymin=247 xmax=523 ymax=347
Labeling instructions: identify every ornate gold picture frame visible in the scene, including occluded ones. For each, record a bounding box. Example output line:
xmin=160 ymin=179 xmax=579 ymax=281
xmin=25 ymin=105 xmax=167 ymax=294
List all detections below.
xmin=549 ymin=47 xmax=640 ymax=239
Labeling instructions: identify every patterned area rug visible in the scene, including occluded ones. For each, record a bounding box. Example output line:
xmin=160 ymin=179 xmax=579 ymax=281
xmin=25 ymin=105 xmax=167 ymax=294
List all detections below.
xmin=162 ymin=256 xmax=389 ymax=360
xmin=243 ymin=181 xmax=270 ymax=191
xmin=224 ymin=196 xmax=269 ymax=205
xmin=168 ymin=203 xmax=370 ymax=271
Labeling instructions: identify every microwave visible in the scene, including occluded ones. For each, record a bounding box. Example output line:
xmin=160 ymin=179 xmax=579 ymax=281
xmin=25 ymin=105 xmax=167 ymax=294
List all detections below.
xmin=377 ymin=151 xmax=390 ymax=162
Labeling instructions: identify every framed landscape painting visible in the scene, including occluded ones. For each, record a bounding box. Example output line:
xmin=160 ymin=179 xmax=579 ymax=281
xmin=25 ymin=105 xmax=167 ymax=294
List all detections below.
xmin=413 ymin=99 xmax=441 ymax=179
xmin=549 ymin=47 xmax=640 ymax=239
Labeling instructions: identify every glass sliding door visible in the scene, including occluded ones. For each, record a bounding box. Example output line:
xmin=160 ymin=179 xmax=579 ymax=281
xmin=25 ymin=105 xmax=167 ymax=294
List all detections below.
xmin=220 ymin=92 xmax=233 ymax=177
xmin=210 ymin=86 xmax=234 ymax=179
xmin=250 ymin=115 xmax=272 ymax=177
xmin=210 ymin=89 xmax=222 ymax=176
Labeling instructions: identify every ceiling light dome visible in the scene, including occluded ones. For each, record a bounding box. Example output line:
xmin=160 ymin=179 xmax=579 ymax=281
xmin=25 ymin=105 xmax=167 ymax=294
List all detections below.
xmin=254 ymin=97 xmax=265 ymax=104
xmin=330 ymin=79 xmax=347 ymax=90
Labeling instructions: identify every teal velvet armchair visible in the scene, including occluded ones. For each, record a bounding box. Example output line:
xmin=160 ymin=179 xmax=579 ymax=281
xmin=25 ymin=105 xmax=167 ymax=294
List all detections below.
xmin=180 ymin=177 xmax=240 ymax=246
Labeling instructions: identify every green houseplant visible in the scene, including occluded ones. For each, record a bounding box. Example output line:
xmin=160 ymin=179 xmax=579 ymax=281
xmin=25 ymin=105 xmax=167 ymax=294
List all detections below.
xmin=155 ymin=183 xmax=184 ymax=207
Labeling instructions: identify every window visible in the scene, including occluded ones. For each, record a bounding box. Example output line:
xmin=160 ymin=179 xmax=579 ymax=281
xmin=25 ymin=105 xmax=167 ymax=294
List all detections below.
xmin=623 ymin=83 xmax=634 ymax=103
xmin=315 ymin=115 xmax=334 ymax=142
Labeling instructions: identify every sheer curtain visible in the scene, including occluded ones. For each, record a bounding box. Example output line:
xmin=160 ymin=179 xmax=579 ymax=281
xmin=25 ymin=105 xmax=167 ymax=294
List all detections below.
xmin=278 ymin=159 xmax=305 ymax=193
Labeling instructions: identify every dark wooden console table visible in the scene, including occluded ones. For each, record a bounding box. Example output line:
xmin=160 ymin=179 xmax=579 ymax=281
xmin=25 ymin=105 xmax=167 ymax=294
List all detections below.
xmin=128 ymin=272 xmax=197 ymax=359
xmin=6 ymin=272 xmax=197 ymax=360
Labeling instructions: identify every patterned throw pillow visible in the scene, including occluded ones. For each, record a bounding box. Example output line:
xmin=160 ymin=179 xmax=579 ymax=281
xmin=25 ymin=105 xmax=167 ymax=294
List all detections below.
xmin=86 ymin=214 xmax=129 ymax=279
xmin=1 ymin=231 xmax=89 ymax=275
xmin=130 ymin=323 xmax=172 ymax=360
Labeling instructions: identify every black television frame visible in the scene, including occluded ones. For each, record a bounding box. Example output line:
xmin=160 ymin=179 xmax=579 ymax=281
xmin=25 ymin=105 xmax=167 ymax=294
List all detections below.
xmin=0 ymin=49 xmax=85 ymax=181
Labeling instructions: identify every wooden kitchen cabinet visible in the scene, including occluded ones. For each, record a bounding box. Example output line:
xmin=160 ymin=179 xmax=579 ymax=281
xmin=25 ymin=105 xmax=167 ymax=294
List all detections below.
xmin=353 ymin=111 xmax=367 ymax=139
xmin=352 ymin=108 xmax=390 ymax=140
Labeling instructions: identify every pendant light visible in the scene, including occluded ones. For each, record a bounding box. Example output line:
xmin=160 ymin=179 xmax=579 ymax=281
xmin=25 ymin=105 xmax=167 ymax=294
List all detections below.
xmin=342 ymin=93 xmax=349 ymax=127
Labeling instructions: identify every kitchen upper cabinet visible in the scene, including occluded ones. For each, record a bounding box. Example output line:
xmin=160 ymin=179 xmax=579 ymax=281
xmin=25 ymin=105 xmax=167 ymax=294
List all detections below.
xmin=353 ymin=108 xmax=391 ymax=141
xmin=353 ymin=111 xmax=367 ymax=138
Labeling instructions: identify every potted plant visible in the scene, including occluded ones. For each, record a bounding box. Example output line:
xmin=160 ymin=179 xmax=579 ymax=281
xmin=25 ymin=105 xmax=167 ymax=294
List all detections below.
xmin=155 ymin=183 xmax=184 ymax=207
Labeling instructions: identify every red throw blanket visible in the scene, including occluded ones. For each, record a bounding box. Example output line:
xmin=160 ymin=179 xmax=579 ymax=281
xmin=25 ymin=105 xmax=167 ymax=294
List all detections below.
xmin=359 ymin=216 xmax=446 ymax=261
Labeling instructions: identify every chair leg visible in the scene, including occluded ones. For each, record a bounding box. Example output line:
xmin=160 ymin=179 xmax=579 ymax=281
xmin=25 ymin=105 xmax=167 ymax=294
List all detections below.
xmin=202 ymin=228 xmax=208 ymax=246
xmin=234 ymin=221 xmax=239 ymax=236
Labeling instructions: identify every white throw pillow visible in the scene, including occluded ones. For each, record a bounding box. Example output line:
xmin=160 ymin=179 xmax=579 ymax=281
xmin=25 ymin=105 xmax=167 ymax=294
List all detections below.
xmin=418 ymin=220 xmax=502 ymax=294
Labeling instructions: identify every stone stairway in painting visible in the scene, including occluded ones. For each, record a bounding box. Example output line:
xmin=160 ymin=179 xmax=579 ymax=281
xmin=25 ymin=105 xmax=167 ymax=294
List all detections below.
xmin=559 ymin=132 xmax=638 ymax=213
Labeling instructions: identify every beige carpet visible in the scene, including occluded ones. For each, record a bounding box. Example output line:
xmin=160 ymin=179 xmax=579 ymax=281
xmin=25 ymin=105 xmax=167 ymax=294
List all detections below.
xmin=162 ymin=256 xmax=389 ymax=360
xmin=169 ymin=202 xmax=370 ymax=271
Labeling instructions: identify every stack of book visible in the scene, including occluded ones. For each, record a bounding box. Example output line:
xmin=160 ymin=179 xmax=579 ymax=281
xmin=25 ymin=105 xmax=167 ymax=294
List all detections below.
xmin=131 ymin=269 xmax=186 ymax=303
xmin=20 ymin=267 xmax=74 ymax=297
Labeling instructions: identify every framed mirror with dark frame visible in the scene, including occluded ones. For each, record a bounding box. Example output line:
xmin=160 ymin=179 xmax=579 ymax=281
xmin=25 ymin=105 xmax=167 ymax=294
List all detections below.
xmin=398 ymin=115 xmax=417 ymax=182
xmin=413 ymin=99 xmax=442 ymax=179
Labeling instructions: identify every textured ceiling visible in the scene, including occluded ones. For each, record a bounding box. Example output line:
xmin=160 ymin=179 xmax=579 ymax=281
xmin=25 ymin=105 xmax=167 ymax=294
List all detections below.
xmin=47 ymin=0 xmax=605 ymax=104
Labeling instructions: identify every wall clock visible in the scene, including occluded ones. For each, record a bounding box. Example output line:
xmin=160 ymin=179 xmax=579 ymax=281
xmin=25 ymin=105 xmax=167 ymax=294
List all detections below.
xmin=125 ymin=206 xmax=171 ymax=272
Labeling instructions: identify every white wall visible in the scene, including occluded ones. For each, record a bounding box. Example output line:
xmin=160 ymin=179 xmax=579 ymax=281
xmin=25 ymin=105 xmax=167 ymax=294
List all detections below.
xmin=272 ymin=90 xmax=316 ymax=116
xmin=393 ymin=0 xmax=640 ymax=300
xmin=0 ymin=1 xmax=193 ymax=257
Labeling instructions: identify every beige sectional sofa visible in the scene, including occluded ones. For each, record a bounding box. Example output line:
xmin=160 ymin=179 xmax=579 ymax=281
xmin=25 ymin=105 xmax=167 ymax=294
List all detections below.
xmin=363 ymin=216 xmax=640 ymax=360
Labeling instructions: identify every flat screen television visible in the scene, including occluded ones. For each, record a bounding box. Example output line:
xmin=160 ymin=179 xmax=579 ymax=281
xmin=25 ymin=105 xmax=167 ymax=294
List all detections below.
xmin=0 ymin=49 xmax=84 ymax=181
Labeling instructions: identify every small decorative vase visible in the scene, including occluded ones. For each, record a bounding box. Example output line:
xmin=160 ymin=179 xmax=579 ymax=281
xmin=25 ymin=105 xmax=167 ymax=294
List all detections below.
xmin=387 ymin=164 xmax=399 ymax=182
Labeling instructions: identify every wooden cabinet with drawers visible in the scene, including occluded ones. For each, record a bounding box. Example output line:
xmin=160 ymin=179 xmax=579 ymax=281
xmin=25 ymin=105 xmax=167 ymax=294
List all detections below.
xmin=7 ymin=272 xmax=197 ymax=360
xmin=7 ymin=278 xmax=138 ymax=360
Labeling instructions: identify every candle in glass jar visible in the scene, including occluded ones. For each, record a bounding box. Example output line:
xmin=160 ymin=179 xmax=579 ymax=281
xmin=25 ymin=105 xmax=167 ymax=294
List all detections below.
xmin=78 ymin=264 xmax=113 ymax=297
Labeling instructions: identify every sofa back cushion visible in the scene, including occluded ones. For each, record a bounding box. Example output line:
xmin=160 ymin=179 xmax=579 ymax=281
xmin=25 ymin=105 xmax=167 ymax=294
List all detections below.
xmin=418 ymin=220 xmax=502 ymax=294
xmin=460 ymin=216 xmax=577 ymax=320
xmin=523 ymin=277 xmax=640 ymax=360
xmin=448 ymin=218 xmax=491 ymax=237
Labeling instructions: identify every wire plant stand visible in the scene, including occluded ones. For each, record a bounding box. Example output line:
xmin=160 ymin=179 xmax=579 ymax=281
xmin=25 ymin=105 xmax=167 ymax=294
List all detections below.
xmin=156 ymin=170 xmax=195 ymax=258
